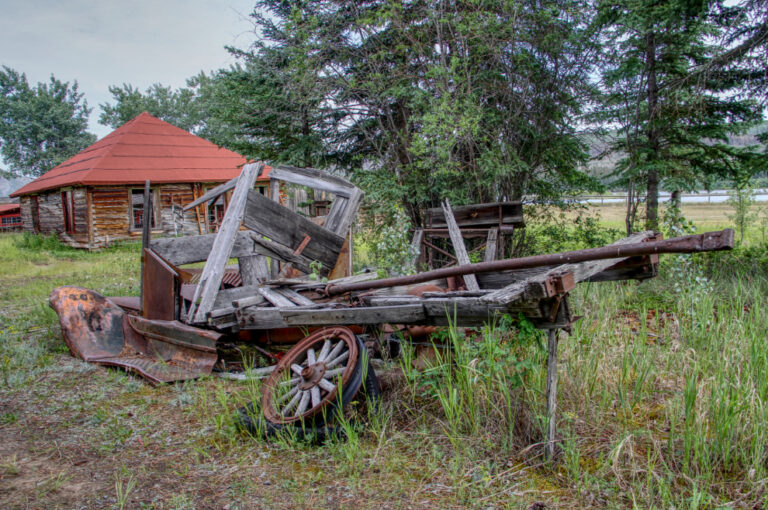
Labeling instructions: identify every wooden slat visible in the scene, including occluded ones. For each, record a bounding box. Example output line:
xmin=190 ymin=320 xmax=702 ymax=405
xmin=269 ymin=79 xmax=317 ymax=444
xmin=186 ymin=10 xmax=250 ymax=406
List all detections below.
xmin=280 ymin=304 xmax=425 ymax=326
xmin=249 ymin=234 xmax=316 ymax=275
xmin=244 ymin=189 xmax=344 ymax=269
xmin=275 ymin=287 xmax=316 ymax=306
xmin=442 ymin=199 xmax=480 ymax=291
xmin=182 ymin=176 xmax=238 ymax=211
xmin=484 ymin=228 xmax=499 ymax=263
xmin=269 ymin=178 xmax=280 ymax=278
xmin=187 ymin=162 xmax=262 ymax=323
xmin=323 ymin=196 xmax=348 ymax=234
xmin=150 ymin=231 xmax=255 ymax=266
xmin=257 ymin=287 xmax=296 ymax=307
xmin=269 ymin=165 xmax=355 ymax=197
xmin=329 ymin=188 xmax=363 ymax=236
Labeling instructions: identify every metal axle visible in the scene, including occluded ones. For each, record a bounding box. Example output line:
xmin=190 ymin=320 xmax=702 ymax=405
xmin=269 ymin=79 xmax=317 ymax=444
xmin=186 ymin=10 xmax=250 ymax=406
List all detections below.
xmin=325 ymin=229 xmax=734 ymax=295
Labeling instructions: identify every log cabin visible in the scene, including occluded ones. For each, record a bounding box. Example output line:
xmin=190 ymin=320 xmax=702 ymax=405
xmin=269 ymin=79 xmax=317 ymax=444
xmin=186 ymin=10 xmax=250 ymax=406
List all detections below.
xmin=10 ymin=113 xmax=271 ymax=249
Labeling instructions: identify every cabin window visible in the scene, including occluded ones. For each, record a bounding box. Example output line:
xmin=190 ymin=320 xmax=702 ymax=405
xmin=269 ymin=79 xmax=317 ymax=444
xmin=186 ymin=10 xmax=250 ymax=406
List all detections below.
xmin=256 ymin=185 xmax=267 ymax=195
xmin=1 ymin=216 xmax=20 ymax=226
xmin=62 ymin=190 xmax=76 ymax=234
xmin=130 ymin=189 xmax=158 ymax=230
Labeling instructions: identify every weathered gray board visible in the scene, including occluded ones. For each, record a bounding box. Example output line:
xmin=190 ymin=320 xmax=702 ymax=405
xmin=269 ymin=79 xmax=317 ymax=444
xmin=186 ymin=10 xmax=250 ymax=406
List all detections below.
xmin=268 ymin=165 xmax=355 ymax=198
xmin=234 ymin=294 xmax=570 ymax=330
xmin=187 ymin=163 xmax=262 ymax=323
xmin=150 ymin=231 xmax=256 ymax=266
xmin=244 ymin=188 xmax=344 ymax=269
xmin=442 ymin=199 xmax=479 ymax=291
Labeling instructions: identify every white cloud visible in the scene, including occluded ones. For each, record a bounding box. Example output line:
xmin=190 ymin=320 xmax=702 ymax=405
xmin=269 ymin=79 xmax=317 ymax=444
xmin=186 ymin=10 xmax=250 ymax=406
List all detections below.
xmin=0 ymin=0 xmax=257 ymax=139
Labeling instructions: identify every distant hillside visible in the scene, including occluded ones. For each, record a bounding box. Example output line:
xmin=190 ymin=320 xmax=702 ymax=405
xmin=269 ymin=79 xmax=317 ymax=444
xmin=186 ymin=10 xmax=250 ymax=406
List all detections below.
xmin=0 ymin=175 xmax=32 ymax=197
xmin=585 ymin=122 xmax=767 ymax=182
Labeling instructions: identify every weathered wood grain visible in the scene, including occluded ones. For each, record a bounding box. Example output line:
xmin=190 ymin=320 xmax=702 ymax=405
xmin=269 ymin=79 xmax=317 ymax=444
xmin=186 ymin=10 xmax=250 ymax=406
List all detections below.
xmin=442 ymin=199 xmax=479 ymax=291
xmin=188 ymin=163 xmax=262 ymax=323
xmin=244 ymin=189 xmax=344 ymax=269
xmin=484 ymin=228 xmax=499 ymax=263
xmin=150 ymin=231 xmax=255 ymax=266
xmin=269 ymin=165 xmax=355 ymax=197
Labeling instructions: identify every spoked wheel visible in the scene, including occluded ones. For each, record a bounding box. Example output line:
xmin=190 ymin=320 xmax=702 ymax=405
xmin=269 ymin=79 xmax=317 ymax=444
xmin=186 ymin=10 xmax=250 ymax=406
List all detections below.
xmin=261 ymin=327 xmax=364 ymax=426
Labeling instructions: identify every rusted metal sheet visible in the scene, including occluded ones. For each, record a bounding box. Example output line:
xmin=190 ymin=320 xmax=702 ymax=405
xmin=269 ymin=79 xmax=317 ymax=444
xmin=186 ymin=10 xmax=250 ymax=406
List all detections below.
xmin=142 ymin=248 xmax=178 ymax=321
xmin=325 ymin=229 xmax=735 ymax=296
xmin=49 ymin=286 xmax=220 ymax=384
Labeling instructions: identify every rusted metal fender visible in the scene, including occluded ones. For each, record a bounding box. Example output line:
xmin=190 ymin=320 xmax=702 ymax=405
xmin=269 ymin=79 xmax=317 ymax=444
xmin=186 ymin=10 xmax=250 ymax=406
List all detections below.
xmin=49 ymin=286 xmax=221 ymax=384
xmin=49 ymin=286 xmax=127 ymax=362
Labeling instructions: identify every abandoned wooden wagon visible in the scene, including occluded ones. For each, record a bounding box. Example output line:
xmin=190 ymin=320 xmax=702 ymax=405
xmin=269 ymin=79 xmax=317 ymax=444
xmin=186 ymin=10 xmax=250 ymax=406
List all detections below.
xmin=10 ymin=112 xmax=271 ymax=249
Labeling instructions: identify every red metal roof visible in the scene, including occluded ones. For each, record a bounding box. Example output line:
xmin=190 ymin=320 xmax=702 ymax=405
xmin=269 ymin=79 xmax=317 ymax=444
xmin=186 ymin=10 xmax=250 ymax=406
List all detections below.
xmin=11 ymin=112 xmax=270 ymax=196
xmin=0 ymin=203 xmax=20 ymax=214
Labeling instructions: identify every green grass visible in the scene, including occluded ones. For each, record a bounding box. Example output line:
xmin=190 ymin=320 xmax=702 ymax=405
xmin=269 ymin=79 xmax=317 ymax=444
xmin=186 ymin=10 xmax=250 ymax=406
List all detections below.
xmin=1 ymin=220 xmax=768 ymax=508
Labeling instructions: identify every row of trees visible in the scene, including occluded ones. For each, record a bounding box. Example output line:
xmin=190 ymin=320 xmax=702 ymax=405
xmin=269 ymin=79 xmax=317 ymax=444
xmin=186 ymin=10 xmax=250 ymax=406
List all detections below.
xmin=2 ymin=1 xmax=766 ymax=232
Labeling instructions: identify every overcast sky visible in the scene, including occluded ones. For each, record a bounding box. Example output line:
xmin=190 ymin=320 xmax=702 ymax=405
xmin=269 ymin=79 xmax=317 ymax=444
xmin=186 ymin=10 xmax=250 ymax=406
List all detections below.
xmin=0 ymin=0 xmax=258 ymax=140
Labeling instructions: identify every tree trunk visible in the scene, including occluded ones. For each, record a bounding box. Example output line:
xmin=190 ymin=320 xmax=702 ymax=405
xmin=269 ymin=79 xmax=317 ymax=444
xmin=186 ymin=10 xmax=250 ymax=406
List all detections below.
xmin=671 ymin=189 xmax=681 ymax=211
xmin=645 ymin=31 xmax=660 ymax=231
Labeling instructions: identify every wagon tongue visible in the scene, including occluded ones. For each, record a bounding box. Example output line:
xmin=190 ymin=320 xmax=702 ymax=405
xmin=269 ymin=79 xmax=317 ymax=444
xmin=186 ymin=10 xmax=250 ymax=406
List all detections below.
xmin=49 ymin=286 xmax=220 ymax=384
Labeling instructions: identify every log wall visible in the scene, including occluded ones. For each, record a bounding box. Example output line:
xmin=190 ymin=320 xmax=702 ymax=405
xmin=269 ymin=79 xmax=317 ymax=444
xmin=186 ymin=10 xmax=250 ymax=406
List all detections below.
xmin=18 ymin=182 xmax=246 ymax=249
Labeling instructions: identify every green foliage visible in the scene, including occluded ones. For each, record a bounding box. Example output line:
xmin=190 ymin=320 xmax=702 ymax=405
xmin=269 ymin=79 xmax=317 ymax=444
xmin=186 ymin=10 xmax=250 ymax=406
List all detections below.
xmin=524 ymin=209 xmax=624 ymax=255
xmin=727 ymin=183 xmax=758 ymax=244
xmin=369 ymin=208 xmax=418 ymax=276
xmin=594 ymin=0 xmax=765 ymax=231
xmin=248 ymin=0 xmax=602 ymax=225
xmin=99 ymin=82 xmax=202 ymax=132
xmin=0 ymin=66 xmax=96 ymax=177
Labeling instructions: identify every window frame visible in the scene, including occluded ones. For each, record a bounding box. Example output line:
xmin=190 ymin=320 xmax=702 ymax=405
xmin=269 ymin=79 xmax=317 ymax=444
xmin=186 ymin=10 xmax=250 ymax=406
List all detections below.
xmin=129 ymin=188 xmax=159 ymax=231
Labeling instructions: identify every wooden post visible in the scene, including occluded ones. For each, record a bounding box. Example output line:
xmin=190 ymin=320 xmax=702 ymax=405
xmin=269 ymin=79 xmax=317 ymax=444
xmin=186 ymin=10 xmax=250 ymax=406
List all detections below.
xmin=484 ymin=227 xmax=499 ymax=262
xmin=139 ymin=180 xmax=151 ymax=316
xmin=269 ymin=177 xmax=280 ymax=278
xmin=441 ymin=199 xmax=480 ymax=291
xmin=545 ymin=328 xmax=559 ymax=460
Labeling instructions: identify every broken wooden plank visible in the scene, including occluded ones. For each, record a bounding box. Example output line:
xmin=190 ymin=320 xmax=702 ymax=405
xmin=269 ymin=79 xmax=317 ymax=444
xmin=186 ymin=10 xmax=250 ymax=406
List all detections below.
xmin=442 ymin=198 xmax=479 ymax=291
xmin=323 ymin=196 xmax=348 ymax=234
xmin=244 ymin=189 xmax=344 ymax=269
xmin=213 ymin=285 xmax=267 ymax=310
xmin=257 ymin=287 xmax=296 ymax=307
xmin=182 ymin=176 xmax=238 ymax=211
xmin=484 ymin=228 xmax=499 ymax=263
xmin=250 ymin=234 xmax=316 ymax=275
xmin=274 ymin=287 xmax=316 ymax=306
xmin=187 ymin=162 xmax=262 ymax=323
xmin=327 ymin=188 xmax=363 ymax=236
xmin=269 ymin=165 xmax=355 ymax=197
xmin=280 ymin=304 xmax=425 ymax=326
xmin=150 ymin=231 xmax=255 ymax=266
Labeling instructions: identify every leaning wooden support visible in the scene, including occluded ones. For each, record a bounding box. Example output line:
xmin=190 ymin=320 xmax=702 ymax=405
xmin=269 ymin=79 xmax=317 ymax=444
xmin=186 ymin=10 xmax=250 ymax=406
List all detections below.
xmin=187 ymin=162 xmax=262 ymax=323
xmin=545 ymin=329 xmax=559 ymax=460
xmin=442 ymin=199 xmax=480 ymax=291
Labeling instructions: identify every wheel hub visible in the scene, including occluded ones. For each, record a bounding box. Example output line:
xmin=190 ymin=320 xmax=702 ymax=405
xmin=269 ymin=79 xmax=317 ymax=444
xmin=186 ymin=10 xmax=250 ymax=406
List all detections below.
xmin=298 ymin=362 xmax=326 ymax=390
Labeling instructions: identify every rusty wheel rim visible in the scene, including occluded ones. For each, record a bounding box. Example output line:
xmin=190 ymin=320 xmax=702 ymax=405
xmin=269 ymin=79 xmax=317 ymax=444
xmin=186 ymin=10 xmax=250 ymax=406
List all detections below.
xmin=261 ymin=327 xmax=359 ymax=425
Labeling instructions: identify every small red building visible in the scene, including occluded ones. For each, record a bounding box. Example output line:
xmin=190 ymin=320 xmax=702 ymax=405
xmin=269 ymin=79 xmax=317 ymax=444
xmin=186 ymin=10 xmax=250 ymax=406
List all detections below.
xmin=0 ymin=203 xmax=21 ymax=232
xmin=11 ymin=113 xmax=271 ymax=249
